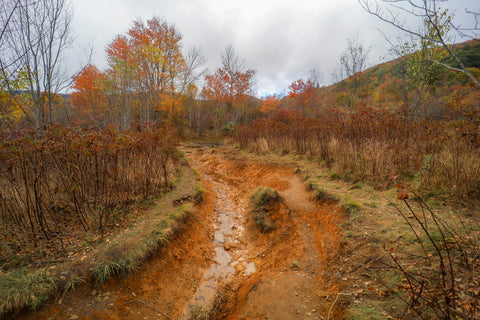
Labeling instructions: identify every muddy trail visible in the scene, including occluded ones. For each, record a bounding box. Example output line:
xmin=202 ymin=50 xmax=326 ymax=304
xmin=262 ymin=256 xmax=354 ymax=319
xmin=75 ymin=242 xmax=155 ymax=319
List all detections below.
xmin=10 ymin=145 xmax=346 ymax=320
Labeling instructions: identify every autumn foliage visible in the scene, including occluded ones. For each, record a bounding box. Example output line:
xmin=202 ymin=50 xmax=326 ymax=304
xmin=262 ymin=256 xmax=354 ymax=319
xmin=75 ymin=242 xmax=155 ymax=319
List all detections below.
xmin=71 ymin=17 xmax=198 ymax=130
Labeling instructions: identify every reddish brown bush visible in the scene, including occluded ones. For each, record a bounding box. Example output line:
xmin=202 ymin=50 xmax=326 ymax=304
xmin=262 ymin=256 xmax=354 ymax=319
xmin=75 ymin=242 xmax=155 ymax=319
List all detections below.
xmin=236 ymin=108 xmax=479 ymax=197
xmin=0 ymin=125 xmax=179 ymax=255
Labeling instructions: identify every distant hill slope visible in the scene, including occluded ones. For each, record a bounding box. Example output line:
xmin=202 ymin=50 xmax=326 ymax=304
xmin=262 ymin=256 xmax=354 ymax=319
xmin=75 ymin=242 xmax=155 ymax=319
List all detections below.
xmin=313 ymin=39 xmax=480 ymax=117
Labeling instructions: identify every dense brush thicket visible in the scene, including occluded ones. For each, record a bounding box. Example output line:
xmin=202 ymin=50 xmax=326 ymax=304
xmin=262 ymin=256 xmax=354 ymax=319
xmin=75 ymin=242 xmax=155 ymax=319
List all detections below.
xmin=0 ymin=125 xmax=179 ymax=254
xmin=236 ymin=108 xmax=480 ymax=197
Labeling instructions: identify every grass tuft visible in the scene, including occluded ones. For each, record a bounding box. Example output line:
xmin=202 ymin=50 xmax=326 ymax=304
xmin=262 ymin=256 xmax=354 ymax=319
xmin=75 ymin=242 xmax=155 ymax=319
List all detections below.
xmin=92 ymin=261 xmax=123 ymax=284
xmin=249 ymin=187 xmax=280 ymax=208
xmin=0 ymin=269 xmax=56 ymax=316
xmin=313 ymin=188 xmax=339 ymax=203
xmin=252 ymin=208 xmax=275 ymax=233
xmin=249 ymin=187 xmax=280 ymax=233
xmin=93 ymin=219 xmax=170 ymax=284
xmin=342 ymin=199 xmax=361 ymax=217
xmin=194 ymin=182 xmax=205 ymax=203
xmin=64 ymin=276 xmax=85 ymax=294
xmin=190 ymin=304 xmax=210 ymax=320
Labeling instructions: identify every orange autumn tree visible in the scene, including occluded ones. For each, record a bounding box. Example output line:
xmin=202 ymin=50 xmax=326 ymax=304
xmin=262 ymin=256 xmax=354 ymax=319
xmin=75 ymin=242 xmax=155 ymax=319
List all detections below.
xmin=288 ymin=78 xmax=316 ymax=115
xmin=127 ymin=18 xmax=187 ymax=124
xmin=102 ymin=17 xmax=203 ymax=129
xmin=71 ymin=65 xmax=111 ymax=126
xmin=260 ymin=95 xmax=281 ymax=115
xmin=202 ymin=45 xmax=256 ymax=131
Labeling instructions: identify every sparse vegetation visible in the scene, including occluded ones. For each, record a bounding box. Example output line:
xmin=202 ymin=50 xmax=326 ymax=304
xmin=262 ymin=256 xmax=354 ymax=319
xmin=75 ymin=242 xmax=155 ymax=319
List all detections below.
xmin=290 ymin=259 xmax=301 ymax=269
xmin=249 ymin=187 xmax=280 ymax=208
xmin=190 ymin=304 xmax=210 ymax=320
xmin=93 ymin=204 xmax=189 ymax=284
xmin=377 ymin=189 xmax=480 ymax=319
xmin=194 ymin=182 xmax=205 ymax=203
xmin=305 ymin=179 xmax=339 ymax=203
xmin=342 ymin=199 xmax=361 ymax=216
xmin=63 ymin=276 xmax=85 ymax=294
xmin=249 ymin=187 xmax=280 ymax=233
xmin=313 ymin=188 xmax=339 ymax=203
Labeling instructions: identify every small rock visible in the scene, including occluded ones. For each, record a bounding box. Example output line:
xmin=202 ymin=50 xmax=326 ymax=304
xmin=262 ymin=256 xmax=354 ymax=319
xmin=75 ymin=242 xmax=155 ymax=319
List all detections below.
xmin=70 ymin=315 xmax=78 ymax=320
xmin=244 ymin=262 xmax=256 ymax=276
xmin=223 ymin=239 xmax=239 ymax=250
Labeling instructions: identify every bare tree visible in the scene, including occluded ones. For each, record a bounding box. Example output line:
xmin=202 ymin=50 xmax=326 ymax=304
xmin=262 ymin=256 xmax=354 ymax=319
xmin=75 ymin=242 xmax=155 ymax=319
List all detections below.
xmin=179 ymin=46 xmax=207 ymax=94
xmin=2 ymin=0 xmax=73 ymax=128
xmin=0 ymin=0 xmax=20 ymax=48
xmin=333 ymin=35 xmax=371 ymax=107
xmin=309 ymin=69 xmax=323 ymax=88
xmin=358 ymin=0 xmax=480 ymax=88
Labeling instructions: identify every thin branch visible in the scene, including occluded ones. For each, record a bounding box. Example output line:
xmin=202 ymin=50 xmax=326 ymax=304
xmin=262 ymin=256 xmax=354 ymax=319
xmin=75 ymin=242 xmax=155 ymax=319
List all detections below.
xmin=119 ymin=299 xmax=172 ymax=320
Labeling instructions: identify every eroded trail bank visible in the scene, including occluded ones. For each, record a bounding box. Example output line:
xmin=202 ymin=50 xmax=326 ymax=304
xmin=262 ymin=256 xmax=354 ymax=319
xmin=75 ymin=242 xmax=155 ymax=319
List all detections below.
xmin=8 ymin=145 xmax=346 ymax=320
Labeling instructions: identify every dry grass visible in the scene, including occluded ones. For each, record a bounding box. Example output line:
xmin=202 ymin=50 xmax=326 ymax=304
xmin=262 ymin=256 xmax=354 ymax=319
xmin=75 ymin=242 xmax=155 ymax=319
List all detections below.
xmin=0 ymin=269 xmax=56 ymax=317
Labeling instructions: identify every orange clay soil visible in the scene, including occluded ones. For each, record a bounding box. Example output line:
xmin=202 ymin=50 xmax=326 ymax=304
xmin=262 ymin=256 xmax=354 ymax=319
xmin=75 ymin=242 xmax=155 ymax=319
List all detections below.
xmin=8 ymin=144 xmax=347 ymax=320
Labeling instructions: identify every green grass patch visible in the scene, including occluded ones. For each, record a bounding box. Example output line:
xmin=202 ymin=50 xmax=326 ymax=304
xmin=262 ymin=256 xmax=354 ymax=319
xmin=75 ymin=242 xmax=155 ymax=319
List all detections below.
xmin=249 ymin=187 xmax=280 ymax=208
xmin=349 ymin=182 xmax=363 ymax=190
xmin=313 ymin=188 xmax=339 ymax=203
xmin=304 ymin=178 xmax=339 ymax=203
xmin=249 ymin=187 xmax=280 ymax=233
xmin=342 ymin=198 xmax=361 ymax=217
xmin=190 ymin=304 xmax=210 ymax=320
xmin=93 ymin=213 xmax=172 ymax=284
xmin=194 ymin=181 xmax=205 ymax=203
xmin=0 ymin=269 xmax=56 ymax=316
xmin=330 ymin=172 xmax=342 ymax=180
xmin=169 ymin=203 xmax=191 ymax=220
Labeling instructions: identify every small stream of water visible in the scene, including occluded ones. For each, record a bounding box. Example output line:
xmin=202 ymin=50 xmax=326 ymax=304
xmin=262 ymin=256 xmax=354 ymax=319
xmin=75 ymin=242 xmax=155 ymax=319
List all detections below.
xmin=181 ymin=176 xmax=254 ymax=318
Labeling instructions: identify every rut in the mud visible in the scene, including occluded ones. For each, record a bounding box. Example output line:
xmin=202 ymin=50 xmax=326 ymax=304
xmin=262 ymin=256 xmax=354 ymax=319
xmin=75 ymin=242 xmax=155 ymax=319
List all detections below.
xmin=7 ymin=146 xmax=346 ymax=320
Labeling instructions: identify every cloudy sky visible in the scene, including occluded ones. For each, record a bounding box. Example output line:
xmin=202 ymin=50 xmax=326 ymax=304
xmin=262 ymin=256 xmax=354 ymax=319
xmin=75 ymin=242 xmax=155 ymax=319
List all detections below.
xmin=70 ymin=0 xmax=478 ymax=97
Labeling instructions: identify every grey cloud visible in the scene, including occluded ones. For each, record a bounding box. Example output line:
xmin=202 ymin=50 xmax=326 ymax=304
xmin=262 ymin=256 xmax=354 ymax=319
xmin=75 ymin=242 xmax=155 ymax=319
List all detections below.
xmin=69 ymin=0 xmax=477 ymax=96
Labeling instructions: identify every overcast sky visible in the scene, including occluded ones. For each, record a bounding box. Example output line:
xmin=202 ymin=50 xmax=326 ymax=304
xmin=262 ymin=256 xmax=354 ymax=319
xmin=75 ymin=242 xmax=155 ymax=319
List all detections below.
xmin=69 ymin=0 xmax=478 ymax=97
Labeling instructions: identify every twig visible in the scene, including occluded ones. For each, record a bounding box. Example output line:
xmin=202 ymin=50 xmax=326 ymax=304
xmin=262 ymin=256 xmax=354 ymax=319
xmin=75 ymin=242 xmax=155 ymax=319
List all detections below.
xmin=349 ymin=254 xmax=386 ymax=274
xmin=327 ymin=292 xmax=352 ymax=320
xmin=120 ymin=299 xmax=172 ymax=320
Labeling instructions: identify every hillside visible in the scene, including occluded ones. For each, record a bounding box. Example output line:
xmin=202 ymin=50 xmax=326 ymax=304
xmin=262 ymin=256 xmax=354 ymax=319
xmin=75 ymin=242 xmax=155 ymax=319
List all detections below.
xmin=314 ymin=39 xmax=480 ymax=117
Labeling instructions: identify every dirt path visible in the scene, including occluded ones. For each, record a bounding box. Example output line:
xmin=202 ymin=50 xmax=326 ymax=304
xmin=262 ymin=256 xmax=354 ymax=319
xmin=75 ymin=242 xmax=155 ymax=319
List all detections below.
xmin=187 ymin=146 xmax=345 ymax=319
xmin=9 ymin=145 xmax=346 ymax=320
